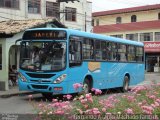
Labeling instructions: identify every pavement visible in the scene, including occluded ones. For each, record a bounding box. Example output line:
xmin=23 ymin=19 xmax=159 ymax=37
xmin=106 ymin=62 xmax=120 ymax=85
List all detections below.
xmin=0 ymin=86 xmax=36 ymax=98
xmin=0 ymin=73 xmax=159 ymax=98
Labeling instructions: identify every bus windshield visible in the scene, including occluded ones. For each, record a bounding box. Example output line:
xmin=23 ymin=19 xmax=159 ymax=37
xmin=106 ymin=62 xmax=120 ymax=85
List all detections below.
xmin=20 ymin=41 xmax=66 ymax=71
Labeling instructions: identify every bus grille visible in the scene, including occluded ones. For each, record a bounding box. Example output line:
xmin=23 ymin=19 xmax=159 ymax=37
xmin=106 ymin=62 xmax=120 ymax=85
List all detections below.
xmin=26 ymin=73 xmax=55 ymax=78
xmin=30 ymin=80 xmax=51 ymax=83
xmin=32 ymin=85 xmax=48 ymax=89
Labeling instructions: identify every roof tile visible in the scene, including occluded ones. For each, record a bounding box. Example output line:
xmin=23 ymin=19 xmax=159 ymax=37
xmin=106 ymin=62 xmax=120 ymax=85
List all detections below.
xmin=0 ymin=18 xmax=64 ymax=35
xmin=93 ymin=4 xmax=160 ymax=17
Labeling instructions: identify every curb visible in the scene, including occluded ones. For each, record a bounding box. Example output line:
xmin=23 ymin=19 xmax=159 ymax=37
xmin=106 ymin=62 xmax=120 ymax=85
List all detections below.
xmin=0 ymin=91 xmax=38 ymax=98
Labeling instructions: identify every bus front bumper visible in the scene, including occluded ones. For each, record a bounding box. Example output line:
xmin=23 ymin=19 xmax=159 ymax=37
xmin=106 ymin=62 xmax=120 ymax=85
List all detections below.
xmin=18 ymin=80 xmax=68 ymax=95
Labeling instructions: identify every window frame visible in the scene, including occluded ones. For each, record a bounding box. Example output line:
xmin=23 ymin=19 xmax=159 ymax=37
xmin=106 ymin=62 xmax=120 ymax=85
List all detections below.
xmin=69 ymin=36 xmax=82 ymax=67
xmin=126 ymin=33 xmax=138 ymax=41
xmin=155 ymin=32 xmax=160 ymax=41
xmin=116 ymin=17 xmax=122 ymax=24
xmin=65 ymin=7 xmax=76 ymax=22
xmin=46 ymin=1 xmax=59 ymax=17
xmin=28 ymin=0 xmax=41 ymax=14
xmin=131 ymin=15 xmax=137 ymax=22
xmin=140 ymin=32 xmax=153 ymax=41
xmin=158 ymin=13 xmax=160 ymax=20
xmin=0 ymin=0 xmax=19 ymax=9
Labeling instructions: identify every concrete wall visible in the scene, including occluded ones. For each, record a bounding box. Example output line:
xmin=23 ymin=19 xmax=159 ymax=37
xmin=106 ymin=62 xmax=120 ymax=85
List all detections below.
xmin=0 ymin=32 xmax=23 ymax=90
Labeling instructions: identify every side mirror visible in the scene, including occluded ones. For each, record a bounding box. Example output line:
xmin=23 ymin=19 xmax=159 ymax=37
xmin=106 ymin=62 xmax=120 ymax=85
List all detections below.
xmin=15 ymin=39 xmax=22 ymax=45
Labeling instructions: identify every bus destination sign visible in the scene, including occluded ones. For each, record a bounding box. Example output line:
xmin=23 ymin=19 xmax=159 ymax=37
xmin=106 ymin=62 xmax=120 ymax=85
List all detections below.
xmin=23 ymin=30 xmax=67 ymax=40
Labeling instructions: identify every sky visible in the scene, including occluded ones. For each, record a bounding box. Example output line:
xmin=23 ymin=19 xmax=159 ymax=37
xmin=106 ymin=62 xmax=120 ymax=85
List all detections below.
xmin=91 ymin=0 xmax=160 ymax=12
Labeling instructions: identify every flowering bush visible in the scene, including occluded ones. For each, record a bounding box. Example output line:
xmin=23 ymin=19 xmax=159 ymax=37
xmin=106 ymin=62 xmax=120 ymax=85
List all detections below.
xmin=32 ymin=82 xmax=160 ymax=120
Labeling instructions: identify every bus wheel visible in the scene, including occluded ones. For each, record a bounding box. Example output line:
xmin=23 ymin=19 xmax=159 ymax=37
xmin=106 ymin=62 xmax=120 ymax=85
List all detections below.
xmin=83 ymin=78 xmax=90 ymax=94
xmin=41 ymin=93 xmax=53 ymax=99
xmin=121 ymin=76 xmax=129 ymax=92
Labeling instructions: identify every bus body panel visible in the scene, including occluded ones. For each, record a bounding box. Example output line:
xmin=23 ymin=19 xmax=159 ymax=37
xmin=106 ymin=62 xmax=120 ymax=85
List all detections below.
xmin=18 ymin=28 xmax=145 ymax=95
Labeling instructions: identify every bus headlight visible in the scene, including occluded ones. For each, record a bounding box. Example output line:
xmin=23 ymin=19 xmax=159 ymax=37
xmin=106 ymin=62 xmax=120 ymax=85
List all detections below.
xmin=18 ymin=72 xmax=27 ymax=82
xmin=53 ymin=74 xmax=67 ymax=84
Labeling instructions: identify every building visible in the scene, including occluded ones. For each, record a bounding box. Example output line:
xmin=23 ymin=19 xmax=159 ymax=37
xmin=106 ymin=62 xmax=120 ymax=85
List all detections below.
xmin=93 ymin=4 xmax=160 ymax=73
xmin=0 ymin=0 xmax=92 ymax=32
xmin=60 ymin=0 xmax=92 ymax=32
xmin=0 ymin=19 xmax=65 ymax=90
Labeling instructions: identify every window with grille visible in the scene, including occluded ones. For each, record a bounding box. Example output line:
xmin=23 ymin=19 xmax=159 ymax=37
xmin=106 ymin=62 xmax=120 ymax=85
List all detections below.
xmin=126 ymin=33 xmax=138 ymax=41
xmin=28 ymin=0 xmax=40 ymax=14
xmin=140 ymin=33 xmax=153 ymax=41
xmin=0 ymin=0 xmax=19 ymax=9
xmin=46 ymin=1 xmax=59 ymax=17
xmin=65 ymin=7 xmax=76 ymax=21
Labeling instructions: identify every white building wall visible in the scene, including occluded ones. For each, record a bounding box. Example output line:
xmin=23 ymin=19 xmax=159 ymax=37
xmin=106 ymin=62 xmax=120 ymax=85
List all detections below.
xmin=0 ymin=0 xmax=57 ymax=20
xmin=0 ymin=0 xmax=92 ymax=32
xmin=0 ymin=0 xmax=26 ymax=20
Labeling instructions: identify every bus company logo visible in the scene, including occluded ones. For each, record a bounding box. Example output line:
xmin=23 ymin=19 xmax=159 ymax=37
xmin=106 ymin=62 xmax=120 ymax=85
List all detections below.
xmin=38 ymin=79 xmax=42 ymax=83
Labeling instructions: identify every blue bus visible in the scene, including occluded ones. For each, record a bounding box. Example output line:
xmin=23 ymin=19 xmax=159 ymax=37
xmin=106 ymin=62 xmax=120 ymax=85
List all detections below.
xmin=18 ymin=28 xmax=144 ymax=98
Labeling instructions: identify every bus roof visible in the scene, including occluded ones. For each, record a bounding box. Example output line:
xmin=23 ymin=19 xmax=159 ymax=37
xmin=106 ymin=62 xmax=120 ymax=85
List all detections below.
xmin=24 ymin=28 xmax=144 ymax=47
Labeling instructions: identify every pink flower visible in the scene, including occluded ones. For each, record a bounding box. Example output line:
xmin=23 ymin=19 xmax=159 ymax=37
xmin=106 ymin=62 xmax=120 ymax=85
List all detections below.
xmin=102 ymin=108 xmax=106 ymax=112
xmin=85 ymin=93 xmax=93 ymax=103
xmin=73 ymin=83 xmax=83 ymax=90
xmin=147 ymin=95 xmax=156 ymax=100
xmin=95 ymin=89 xmax=102 ymax=95
xmin=131 ymin=85 xmax=147 ymax=93
xmin=80 ymin=99 xmax=87 ymax=104
xmin=91 ymin=88 xmax=96 ymax=92
xmin=64 ymin=94 xmax=72 ymax=100
xmin=84 ymin=104 xmax=89 ymax=109
xmin=125 ymin=108 xmax=134 ymax=114
xmin=92 ymin=108 xmax=100 ymax=115
xmin=52 ymin=99 xmax=58 ymax=103
xmin=38 ymin=103 xmax=44 ymax=107
xmin=85 ymin=93 xmax=92 ymax=99
xmin=127 ymin=96 xmax=135 ymax=102
xmin=79 ymin=95 xmax=84 ymax=100
xmin=141 ymin=106 xmax=154 ymax=114
xmin=151 ymin=104 xmax=156 ymax=108
xmin=106 ymin=112 xmax=112 ymax=115
xmin=54 ymin=110 xmax=64 ymax=115
xmin=153 ymin=102 xmax=159 ymax=107
xmin=156 ymin=98 xmax=160 ymax=103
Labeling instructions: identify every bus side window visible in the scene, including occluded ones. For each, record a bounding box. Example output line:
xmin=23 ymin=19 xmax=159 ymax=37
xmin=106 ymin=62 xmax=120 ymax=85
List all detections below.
xmin=128 ymin=45 xmax=136 ymax=62
xmin=111 ymin=43 xmax=117 ymax=61
xmin=69 ymin=39 xmax=82 ymax=67
xmin=95 ymin=40 xmax=102 ymax=60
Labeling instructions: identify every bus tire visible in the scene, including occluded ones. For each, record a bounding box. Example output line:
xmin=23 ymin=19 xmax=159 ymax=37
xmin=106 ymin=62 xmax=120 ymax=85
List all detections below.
xmin=41 ymin=93 xmax=53 ymax=99
xmin=121 ymin=76 xmax=129 ymax=92
xmin=83 ymin=78 xmax=90 ymax=94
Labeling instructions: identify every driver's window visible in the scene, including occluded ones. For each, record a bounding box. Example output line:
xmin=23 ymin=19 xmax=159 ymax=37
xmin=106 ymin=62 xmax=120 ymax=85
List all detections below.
xmin=69 ymin=36 xmax=82 ymax=67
